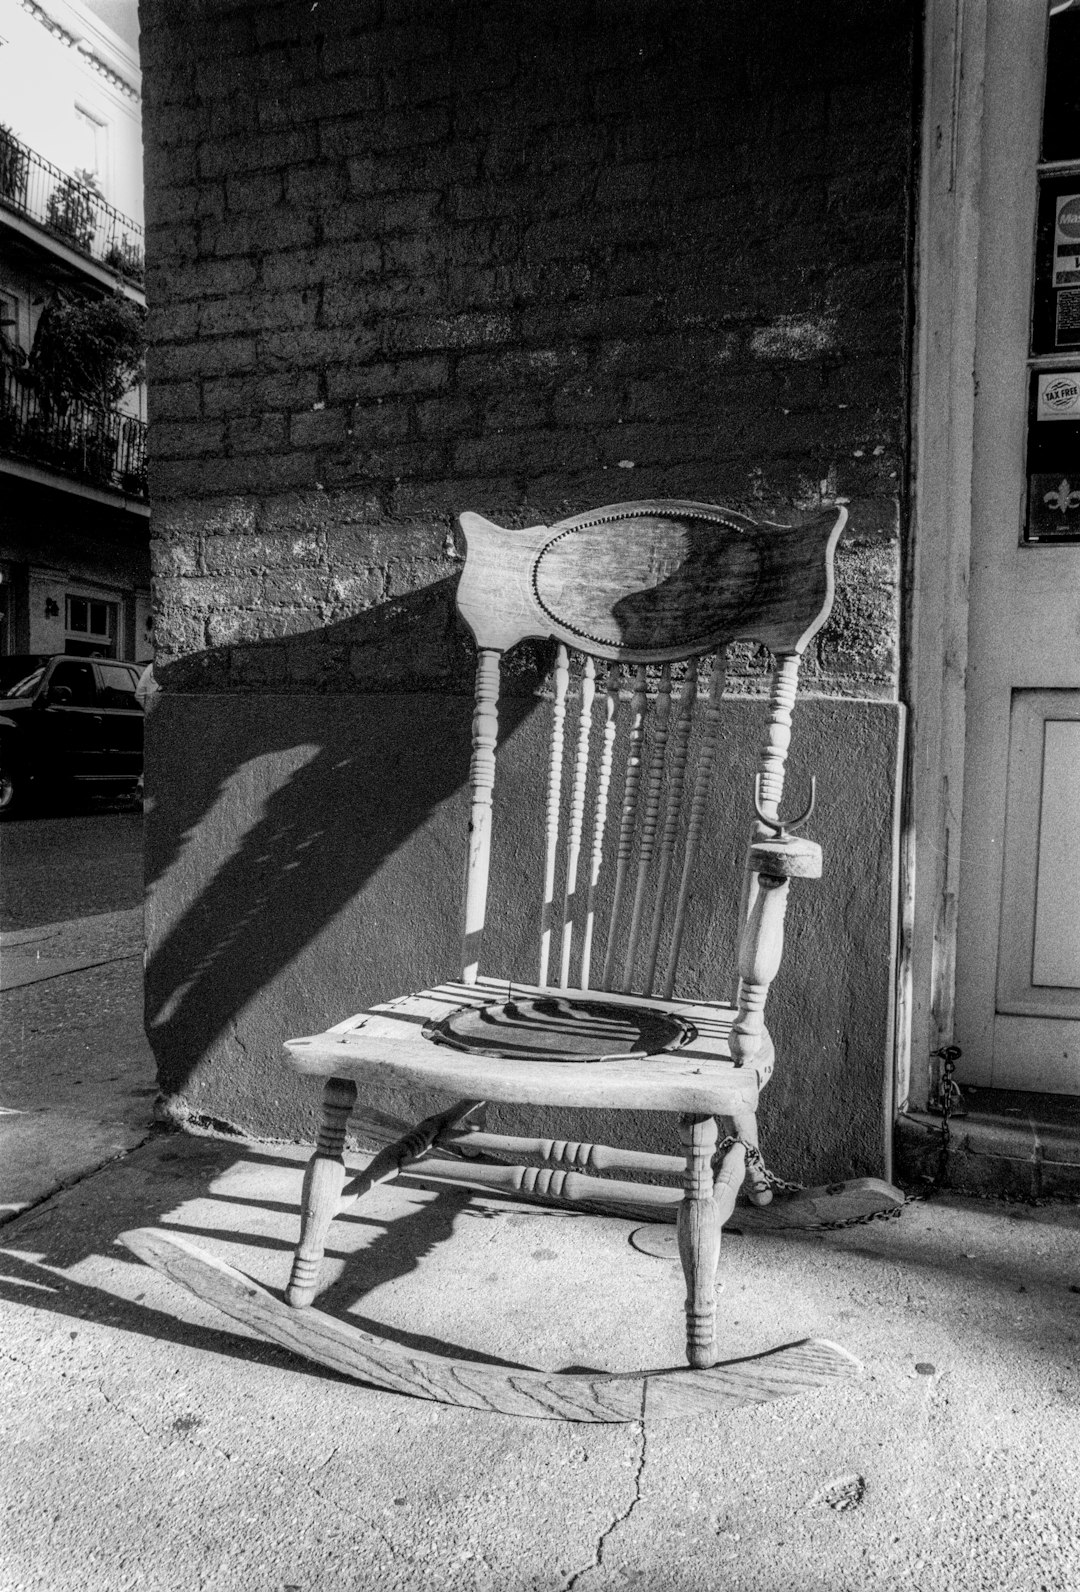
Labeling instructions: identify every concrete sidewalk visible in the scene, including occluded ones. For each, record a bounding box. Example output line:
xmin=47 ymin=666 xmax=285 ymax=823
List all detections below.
xmin=0 ymin=908 xmax=155 ymax=1219
xmin=3 ymin=908 xmax=1080 ymax=1590
xmin=2 ymin=1123 xmax=1080 ymax=1592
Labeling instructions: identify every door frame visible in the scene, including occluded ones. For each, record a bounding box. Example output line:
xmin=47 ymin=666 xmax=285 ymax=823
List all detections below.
xmin=904 ymin=0 xmax=991 ymax=1112
xmin=907 ymin=0 xmax=1064 ymax=1108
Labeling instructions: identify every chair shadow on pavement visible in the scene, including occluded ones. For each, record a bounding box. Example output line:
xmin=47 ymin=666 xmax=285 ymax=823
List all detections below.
xmin=4 ymin=1127 xmax=1080 ymax=1395
xmin=0 ymin=1133 xmax=539 ymax=1376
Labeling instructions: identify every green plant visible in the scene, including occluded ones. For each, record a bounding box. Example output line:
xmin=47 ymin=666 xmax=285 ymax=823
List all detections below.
xmin=0 ymin=124 xmax=28 ymax=205
xmin=78 ymin=423 xmax=118 ymax=484
xmin=1 ymin=312 xmax=26 ymax=374
xmin=0 ymin=396 xmax=19 ymax=449
xmin=45 ymin=168 xmax=100 ymax=252
xmin=28 ymin=290 xmax=146 ymax=414
xmin=103 ymin=234 xmax=145 ymax=281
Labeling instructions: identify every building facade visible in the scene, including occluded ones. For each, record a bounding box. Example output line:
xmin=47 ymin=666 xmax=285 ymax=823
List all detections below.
xmin=0 ymin=0 xmax=149 ymax=668
xmin=135 ymin=1 xmax=1080 ymax=1181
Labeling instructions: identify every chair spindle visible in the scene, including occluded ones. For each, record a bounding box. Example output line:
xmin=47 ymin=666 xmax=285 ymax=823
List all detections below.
xmin=662 ymin=655 xmax=727 ymax=998
xmin=600 ymin=664 xmax=648 ymax=990
xmin=462 ymin=647 xmax=502 ymax=984
xmin=538 ymin=644 xmax=570 ymax=987
xmin=559 ymin=656 xmax=597 ymax=989
xmin=642 ymin=671 xmax=696 ymax=994
xmin=620 ymin=663 xmax=673 ymax=992
xmin=757 ymin=652 xmax=801 ymax=823
xmin=742 ymin=650 xmax=802 ymax=933
xmin=580 ymin=663 xmax=619 ymax=990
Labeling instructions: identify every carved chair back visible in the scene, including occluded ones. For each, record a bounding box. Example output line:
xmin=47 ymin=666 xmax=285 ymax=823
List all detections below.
xmin=455 ymin=499 xmax=845 ymax=1007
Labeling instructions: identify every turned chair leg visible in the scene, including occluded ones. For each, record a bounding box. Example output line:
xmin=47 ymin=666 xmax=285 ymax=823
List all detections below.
xmin=677 ymin=1113 xmax=722 ymax=1369
xmin=287 ymin=1077 xmax=357 ymax=1308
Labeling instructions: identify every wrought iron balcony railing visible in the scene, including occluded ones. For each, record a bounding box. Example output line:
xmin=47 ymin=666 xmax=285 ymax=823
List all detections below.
xmin=0 ymin=128 xmax=144 ymax=283
xmin=1 ymin=368 xmax=148 ymax=499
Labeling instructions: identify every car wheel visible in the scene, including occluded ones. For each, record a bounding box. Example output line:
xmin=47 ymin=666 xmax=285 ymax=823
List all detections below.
xmin=0 ymin=753 xmax=24 ymax=817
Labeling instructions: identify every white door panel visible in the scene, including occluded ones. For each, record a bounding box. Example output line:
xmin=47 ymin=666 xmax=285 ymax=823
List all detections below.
xmin=953 ymin=3 xmax=1080 ymax=1094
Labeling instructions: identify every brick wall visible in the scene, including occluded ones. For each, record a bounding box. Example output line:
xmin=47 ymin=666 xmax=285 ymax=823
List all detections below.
xmin=140 ymin=0 xmax=915 ymax=699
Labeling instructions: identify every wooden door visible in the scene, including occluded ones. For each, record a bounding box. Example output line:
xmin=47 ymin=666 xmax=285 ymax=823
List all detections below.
xmin=954 ymin=2 xmax=1080 ymax=1094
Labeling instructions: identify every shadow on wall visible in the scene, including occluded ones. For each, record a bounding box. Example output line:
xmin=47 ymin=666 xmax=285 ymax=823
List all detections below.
xmin=144 ymin=581 xmax=552 ymax=1111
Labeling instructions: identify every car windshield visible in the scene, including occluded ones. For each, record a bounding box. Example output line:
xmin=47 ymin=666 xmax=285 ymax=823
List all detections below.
xmin=3 ymin=668 xmax=45 ymax=698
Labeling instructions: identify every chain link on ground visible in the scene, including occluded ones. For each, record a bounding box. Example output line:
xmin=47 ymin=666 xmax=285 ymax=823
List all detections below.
xmin=713 ymin=1136 xmax=935 ymax=1230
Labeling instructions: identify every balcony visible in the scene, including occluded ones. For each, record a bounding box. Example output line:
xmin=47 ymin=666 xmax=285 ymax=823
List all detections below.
xmin=0 ymin=129 xmax=144 ymax=290
xmin=1 ymin=367 xmax=148 ymax=502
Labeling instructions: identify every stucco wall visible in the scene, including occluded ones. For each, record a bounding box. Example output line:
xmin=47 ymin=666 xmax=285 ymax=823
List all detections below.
xmin=146 ymin=689 xmax=903 ymax=1179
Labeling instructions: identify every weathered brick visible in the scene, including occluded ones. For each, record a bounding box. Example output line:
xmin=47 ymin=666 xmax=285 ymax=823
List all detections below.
xmin=225 ymin=170 xmax=286 ymax=214
xmin=283 ymin=163 xmax=349 ymax=211
xmin=325 ymin=570 xmax=387 ymax=608
xmin=321 ymin=442 xmax=444 ymax=484
xmin=149 ymin=420 xmax=225 ymax=461
xmin=145 ymin=302 xmax=200 ymax=348
xmin=160 ymin=338 xmax=259 ymax=380
xmin=200 ymin=289 xmax=321 ymax=340
xmin=147 ymin=380 xmax=202 ymax=422
xmin=456 ymin=347 xmax=589 ymax=390
xmin=321 ymin=192 xmax=442 ymax=240
xmin=150 ymin=540 xmax=201 ymax=578
xmin=142 ymin=0 xmax=914 ymax=701
xmin=227 ymin=414 xmax=291 ymax=455
xmin=281 ymin=73 xmax=383 ymax=125
xmin=386 ymin=311 xmax=514 ymax=355
xmin=262 ymin=243 xmax=380 ymax=292
xmin=325 ymin=356 xmax=450 ymax=404
xmin=202 ymin=532 xmax=322 ymax=574
xmin=259 ymin=326 xmax=378 ymax=368
xmin=289 ymin=407 xmax=350 ymax=449
xmin=157 ymin=259 xmax=258 ymax=302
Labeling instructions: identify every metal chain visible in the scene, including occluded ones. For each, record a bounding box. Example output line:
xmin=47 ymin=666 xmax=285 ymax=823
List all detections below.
xmin=929 ymin=1045 xmax=964 ymax=1147
xmin=714 ymin=1134 xmax=934 ymax=1230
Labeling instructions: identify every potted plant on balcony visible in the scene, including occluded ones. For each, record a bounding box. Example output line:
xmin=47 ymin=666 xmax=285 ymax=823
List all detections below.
xmin=0 ymin=123 xmax=29 ymax=206
xmin=103 ymin=234 xmax=145 ymax=283
xmin=0 ymin=301 xmax=31 ymax=451
xmin=29 ymin=290 xmax=145 ymax=409
xmin=18 ymin=290 xmax=146 ymax=489
xmin=45 ymin=168 xmax=100 ymax=253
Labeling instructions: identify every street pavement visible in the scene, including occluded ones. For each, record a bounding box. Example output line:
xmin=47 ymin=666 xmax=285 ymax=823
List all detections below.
xmin=1 ymin=811 xmax=154 ymax=1217
xmin=2 ymin=814 xmax=1080 ymax=1591
xmin=0 ymin=808 xmax=144 ymax=931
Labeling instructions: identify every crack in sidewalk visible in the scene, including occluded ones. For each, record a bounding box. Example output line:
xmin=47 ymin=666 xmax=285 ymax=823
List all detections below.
xmin=564 ymin=1419 xmax=647 ymax=1590
xmin=0 ymin=1129 xmax=158 ymax=1230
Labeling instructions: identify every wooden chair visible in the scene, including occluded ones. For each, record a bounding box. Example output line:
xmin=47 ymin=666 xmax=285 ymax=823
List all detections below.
xmin=124 ymin=499 xmax=903 ymax=1423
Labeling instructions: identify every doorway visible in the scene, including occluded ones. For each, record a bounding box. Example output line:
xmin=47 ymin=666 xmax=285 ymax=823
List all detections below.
xmin=912 ymin=2 xmax=1080 ymax=1104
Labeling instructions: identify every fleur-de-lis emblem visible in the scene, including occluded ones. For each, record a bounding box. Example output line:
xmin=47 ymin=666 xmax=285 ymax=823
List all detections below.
xmin=1044 ymin=478 xmax=1080 ymax=514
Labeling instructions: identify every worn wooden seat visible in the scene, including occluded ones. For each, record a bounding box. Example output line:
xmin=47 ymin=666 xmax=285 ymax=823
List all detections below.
xmin=125 ymin=498 xmax=903 ymax=1422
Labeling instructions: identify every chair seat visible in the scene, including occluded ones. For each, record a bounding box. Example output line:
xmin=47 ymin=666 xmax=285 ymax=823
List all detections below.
xmin=284 ymin=977 xmax=762 ymax=1114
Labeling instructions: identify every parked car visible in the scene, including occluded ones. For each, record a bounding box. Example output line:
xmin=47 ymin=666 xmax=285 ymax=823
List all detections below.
xmin=0 ymin=655 xmax=144 ymax=815
xmin=0 ymin=654 xmax=50 ymax=694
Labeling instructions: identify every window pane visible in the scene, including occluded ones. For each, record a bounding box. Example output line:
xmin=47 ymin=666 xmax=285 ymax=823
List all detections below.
xmin=50 ymin=661 xmax=96 ymax=705
xmin=1043 ymin=3 xmax=1080 ymax=162
xmin=98 ymin=663 xmax=137 ymax=706
xmin=67 ymin=597 xmax=87 ymax=632
xmin=73 ymin=107 xmax=103 ymax=180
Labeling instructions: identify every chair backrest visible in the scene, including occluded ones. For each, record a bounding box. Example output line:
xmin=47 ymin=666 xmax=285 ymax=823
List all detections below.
xmin=455 ymin=498 xmax=846 ymax=994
